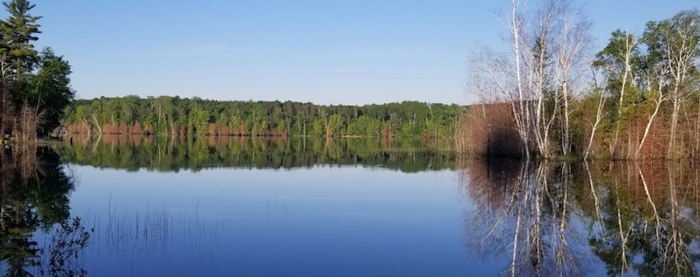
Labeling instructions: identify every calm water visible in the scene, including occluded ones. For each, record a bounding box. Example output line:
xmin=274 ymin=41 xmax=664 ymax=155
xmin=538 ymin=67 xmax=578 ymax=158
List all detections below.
xmin=1 ymin=137 xmax=699 ymax=276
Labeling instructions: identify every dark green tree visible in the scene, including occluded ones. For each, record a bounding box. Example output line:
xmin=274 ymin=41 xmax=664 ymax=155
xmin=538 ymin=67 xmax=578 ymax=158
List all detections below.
xmin=30 ymin=48 xmax=74 ymax=135
xmin=1 ymin=0 xmax=41 ymax=77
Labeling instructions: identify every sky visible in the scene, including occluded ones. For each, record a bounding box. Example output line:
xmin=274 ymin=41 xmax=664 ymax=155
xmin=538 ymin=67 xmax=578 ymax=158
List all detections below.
xmin=32 ymin=0 xmax=699 ymax=105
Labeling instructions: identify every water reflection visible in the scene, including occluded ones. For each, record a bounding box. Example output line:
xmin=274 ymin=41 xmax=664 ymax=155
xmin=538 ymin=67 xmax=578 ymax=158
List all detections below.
xmin=58 ymin=135 xmax=454 ymax=172
xmin=8 ymin=138 xmax=700 ymax=276
xmin=460 ymin=159 xmax=700 ymax=276
xmin=0 ymin=146 xmax=90 ymax=276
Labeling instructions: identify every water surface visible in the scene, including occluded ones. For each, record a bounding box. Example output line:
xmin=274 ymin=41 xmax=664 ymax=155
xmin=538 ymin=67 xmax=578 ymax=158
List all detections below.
xmin=0 ymin=137 xmax=698 ymax=276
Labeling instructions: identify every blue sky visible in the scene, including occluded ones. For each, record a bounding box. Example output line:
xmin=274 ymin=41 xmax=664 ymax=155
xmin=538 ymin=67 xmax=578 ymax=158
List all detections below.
xmin=33 ymin=0 xmax=698 ymax=105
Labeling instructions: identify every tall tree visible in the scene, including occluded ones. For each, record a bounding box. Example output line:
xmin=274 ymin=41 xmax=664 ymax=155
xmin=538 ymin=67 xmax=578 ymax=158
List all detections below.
xmin=593 ymin=30 xmax=639 ymax=156
xmin=31 ymin=48 xmax=74 ymax=135
xmin=0 ymin=0 xmax=41 ymax=138
xmin=1 ymin=0 xmax=41 ymax=78
xmin=642 ymin=9 xmax=700 ymax=158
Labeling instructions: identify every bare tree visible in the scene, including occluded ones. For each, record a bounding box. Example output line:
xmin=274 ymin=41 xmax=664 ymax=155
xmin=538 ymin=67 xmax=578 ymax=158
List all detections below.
xmin=509 ymin=0 xmax=532 ymax=158
xmin=549 ymin=3 xmax=592 ymax=156
xmin=606 ymin=33 xmax=637 ymax=157
xmin=525 ymin=0 xmax=559 ymax=158
xmin=665 ymin=23 xmax=699 ymax=158
xmin=584 ymin=69 xmax=607 ymax=160
xmin=467 ymin=0 xmax=591 ymax=159
xmin=636 ymin=69 xmax=667 ymax=158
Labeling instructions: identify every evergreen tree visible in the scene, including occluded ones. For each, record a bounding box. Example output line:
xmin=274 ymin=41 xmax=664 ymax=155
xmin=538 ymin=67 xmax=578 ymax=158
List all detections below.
xmin=0 ymin=0 xmax=74 ymax=139
xmin=1 ymin=0 xmax=41 ymax=77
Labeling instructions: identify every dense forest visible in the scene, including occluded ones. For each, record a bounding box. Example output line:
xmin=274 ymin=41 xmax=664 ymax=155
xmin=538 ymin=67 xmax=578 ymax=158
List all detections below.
xmin=0 ymin=0 xmax=74 ymax=141
xmin=60 ymin=97 xmax=460 ymax=139
xmin=458 ymin=2 xmax=700 ymax=160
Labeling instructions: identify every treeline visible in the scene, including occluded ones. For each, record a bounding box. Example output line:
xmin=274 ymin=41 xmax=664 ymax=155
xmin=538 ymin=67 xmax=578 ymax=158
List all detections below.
xmin=459 ymin=1 xmax=700 ymax=160
xmin=0 ymin=0 xmax=74 ymax=140
xmin=60 ymin=97 xmax=460 ymax=139
xmin=57 ymin=136 xmax=455 ymax=173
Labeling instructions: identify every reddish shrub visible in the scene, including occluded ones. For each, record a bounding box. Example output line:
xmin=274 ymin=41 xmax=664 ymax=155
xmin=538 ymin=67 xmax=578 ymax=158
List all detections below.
xmin=457 ymin=103 xmax=523 ymax=157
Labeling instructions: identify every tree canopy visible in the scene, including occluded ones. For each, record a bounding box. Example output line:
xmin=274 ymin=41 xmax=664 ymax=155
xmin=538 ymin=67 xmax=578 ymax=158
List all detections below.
xmin=61 ymin=97 xmax=460 ymax=139
xmin=0 ymin=0 xmax=74 ymax=139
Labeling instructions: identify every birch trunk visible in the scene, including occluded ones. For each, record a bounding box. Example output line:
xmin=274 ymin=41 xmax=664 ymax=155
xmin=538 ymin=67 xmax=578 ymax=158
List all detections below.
xmin=610 ymin=33 xmax=634 ymax=157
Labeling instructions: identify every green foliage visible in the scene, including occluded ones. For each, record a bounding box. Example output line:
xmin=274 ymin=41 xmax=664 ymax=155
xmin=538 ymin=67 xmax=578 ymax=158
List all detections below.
xmin=642 ymin=9 xmax=700 ymax=67
xmin=0 ymin=0 xmax=74 ymax=138
xmin=30 ymin=48 xmax=73 ymax=132
xmin=568 ymin=9 xmax=700 ymax=159
xmin=63 ymin=97 xmax=460 ymax=138
xmin=56 ymin=137 xmax=456 ymax=173
xmin=1 ymin=0 xmax=41 ymax=76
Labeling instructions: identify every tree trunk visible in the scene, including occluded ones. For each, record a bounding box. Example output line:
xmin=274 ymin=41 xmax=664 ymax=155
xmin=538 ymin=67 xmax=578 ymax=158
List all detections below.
xmin=584 ymin=91 xmax=605 ymax=160
xmin=610 ymin=33 xmax=634 ymax=157
xmin=637 ymin=84 xmax=664 ymax=159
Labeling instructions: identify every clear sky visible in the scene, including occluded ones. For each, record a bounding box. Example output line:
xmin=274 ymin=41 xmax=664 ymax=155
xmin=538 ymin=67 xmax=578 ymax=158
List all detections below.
xmin=32 ymin=0 xmax=698 ymax=105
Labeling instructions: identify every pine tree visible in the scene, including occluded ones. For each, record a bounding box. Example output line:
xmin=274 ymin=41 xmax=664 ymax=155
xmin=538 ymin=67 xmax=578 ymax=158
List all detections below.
xmin=1 ymin=0 xmax=41 ymax=78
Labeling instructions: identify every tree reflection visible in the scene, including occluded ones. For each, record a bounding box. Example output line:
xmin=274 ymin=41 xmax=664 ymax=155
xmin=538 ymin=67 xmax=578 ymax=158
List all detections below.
xmin=585 ymin=162 xmax=700 ymax=276
xmin=460 ymin=159 xmax=700 ymax=276
xmin=58 ymin=135 xmax=455 ymax=172
xmin=0 ymin=146 xmax=91 ymax=276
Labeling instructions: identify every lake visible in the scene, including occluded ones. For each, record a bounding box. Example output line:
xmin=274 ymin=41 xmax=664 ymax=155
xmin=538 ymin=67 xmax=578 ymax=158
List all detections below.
xmin=0 ymin=136 xmax=698 ymax=276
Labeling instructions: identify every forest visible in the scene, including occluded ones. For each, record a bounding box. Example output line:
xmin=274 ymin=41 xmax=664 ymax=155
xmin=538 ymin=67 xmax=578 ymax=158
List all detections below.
xmin=6 ymin=0 xmax=700 ymax=163
xmin=0 ymin=0 xmax=73 ymax=141
xmin=0 ymin=0 xmax=460 ymax=142
xmin=457 ymin=2 xmax=700 ymax=160
xmin=60 ymin=97 xmax=460 ymax=139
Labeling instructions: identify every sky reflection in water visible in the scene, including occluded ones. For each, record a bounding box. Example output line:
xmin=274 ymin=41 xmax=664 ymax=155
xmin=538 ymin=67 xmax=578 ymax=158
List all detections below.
xmin=1 ymin=138 xmax=699 ymax=276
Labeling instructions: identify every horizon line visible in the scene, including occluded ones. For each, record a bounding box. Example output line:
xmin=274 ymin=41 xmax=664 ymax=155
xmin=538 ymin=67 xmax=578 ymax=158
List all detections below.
xmin=74 ymin=94 xmax=468 ymax=106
